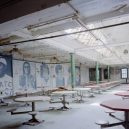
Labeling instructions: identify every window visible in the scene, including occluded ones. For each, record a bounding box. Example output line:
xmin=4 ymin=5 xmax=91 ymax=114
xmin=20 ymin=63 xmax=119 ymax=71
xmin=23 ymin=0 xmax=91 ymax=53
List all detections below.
xmin=121 ymin=68 xmax=128 ymax=79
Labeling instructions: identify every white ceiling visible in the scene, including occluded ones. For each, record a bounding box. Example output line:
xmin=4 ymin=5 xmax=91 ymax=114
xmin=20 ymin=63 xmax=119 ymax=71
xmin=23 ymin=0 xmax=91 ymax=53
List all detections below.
xmin=1 ymin=0 xmax=129 ymax=67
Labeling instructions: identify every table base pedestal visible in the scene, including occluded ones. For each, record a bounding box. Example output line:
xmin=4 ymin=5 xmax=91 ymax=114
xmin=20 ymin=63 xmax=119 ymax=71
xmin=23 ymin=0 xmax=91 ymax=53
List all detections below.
xmin=57 ymin=106 xmax=69 ymax=110
xmin=74 ymin=97 xmax=87 ymax=103
xmin=23 ymin=111 xmax=44 ymax=126
xmin=23 ymin=119 xmax=44 ymax=126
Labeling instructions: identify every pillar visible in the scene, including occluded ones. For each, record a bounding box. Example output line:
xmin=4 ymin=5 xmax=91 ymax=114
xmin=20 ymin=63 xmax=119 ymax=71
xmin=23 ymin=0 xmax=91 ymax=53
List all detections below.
xmin=107 ymin=65 xmax=110 ymax=82
xmin=70 ymin=53 xmax=76 ymax=89
xmin=96 ymin=62 xmax=99 ymax=84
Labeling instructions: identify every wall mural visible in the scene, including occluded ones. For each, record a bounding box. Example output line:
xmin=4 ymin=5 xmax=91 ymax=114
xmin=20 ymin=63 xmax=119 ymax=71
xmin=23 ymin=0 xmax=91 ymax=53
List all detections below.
xmin=36 ymin=63 xmax=51 ymax=87
xmin=40 ymin=63 xmax=50 ymax=85
xmin=11 ymin=60 xmax=82 ymax=93
xmin=55 ymin=64 xmax=64 ymax=87
xmin=13 ymin=60 xmax=36 ymax=92
xmin=0 ymin=55 xmax=13 ymax=96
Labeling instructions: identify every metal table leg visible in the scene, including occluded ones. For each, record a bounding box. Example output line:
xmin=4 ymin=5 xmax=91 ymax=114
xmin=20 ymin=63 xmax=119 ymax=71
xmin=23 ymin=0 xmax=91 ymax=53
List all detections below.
xmin=23 ymin=102 xmax=44 ymax=126
xmin=60 ymin=95 xmax=69 ymax=110
xmin=123 ymin=111 xmax=129 ymax=129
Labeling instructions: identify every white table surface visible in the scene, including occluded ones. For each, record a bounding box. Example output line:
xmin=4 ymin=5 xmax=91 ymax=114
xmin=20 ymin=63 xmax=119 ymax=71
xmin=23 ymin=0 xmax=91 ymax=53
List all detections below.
xmin=52 ymin=90 xmax=77 ymax=95
xmin=15 ymin=89 xmax=41 ymax=95
xmin=0 ymin=95 xmax=6 ymax=98
xmin=115 ymin=91 xmax=129 ymax=97
xmin=85 ymin=85 xmax=100 ymax=88
xmin=14 ymin=96 xmax=50 ymax=102
xmin=73 ymin=88 xmax=91 ymax=91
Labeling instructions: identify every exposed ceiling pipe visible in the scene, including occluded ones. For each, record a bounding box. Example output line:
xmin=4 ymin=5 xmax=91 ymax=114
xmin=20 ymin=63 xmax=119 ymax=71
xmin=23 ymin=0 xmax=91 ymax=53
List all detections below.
xmin=13 ymin=58 xmax=70 ymax=64
xmin=1 ymin=21 xmax=129 ymax=47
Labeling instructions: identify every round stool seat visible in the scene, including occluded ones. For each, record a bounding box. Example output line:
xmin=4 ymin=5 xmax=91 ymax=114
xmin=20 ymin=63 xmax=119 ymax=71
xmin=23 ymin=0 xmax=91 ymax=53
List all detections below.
xmin=105 ymin=110 xmax=115 ymax=114
xmin=28 ymin=111 xmax=38 ymax=115
xmin=95 ymin=120 xmax=109 ymax=125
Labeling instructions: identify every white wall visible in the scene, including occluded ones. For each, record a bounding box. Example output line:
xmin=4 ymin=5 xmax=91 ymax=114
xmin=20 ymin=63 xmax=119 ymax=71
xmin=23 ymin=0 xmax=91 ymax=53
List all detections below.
xmin=110 ymin=67 xmax=121 ymax=81
xmin=3 ymin=58 xmax=127 ymax=96
xmin=10 ymin=59 xmax=91 ymax=94
xmin=80 ymin=65 xmax=89 ymax=85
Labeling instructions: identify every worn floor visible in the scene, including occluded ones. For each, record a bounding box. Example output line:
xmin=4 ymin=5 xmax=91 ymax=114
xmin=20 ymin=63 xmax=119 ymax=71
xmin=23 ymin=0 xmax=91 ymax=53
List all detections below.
xmin=0 ymin=84 xmax=129 ymax=129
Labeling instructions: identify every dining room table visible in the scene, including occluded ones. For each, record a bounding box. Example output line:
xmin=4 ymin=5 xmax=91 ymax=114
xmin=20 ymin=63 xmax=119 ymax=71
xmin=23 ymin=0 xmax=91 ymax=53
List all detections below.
xmin=85 ymin=85 xmax=101 ymax=95
xmin=0 ymin=95 xmax=8 ymax=105
xmin=14 ymin=95 xmax=50 ymax=125
xmin=15 ymin=89 xmax=42 ymax=106
xmin=51 ymin=90 xmax=77 ymax=110
xmin=115 ymin=91 xmax=129 ymax=99
xmin=100 ymin=98 xmax=129 ymax=129
xmin=73 ymin=87 xmax=91 ymax=102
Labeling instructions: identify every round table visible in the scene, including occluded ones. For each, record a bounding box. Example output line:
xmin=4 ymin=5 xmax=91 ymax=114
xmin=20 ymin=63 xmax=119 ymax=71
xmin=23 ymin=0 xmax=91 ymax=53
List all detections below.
xmin=0 ymin=95 xmax=8 ymax=105
xmin=0 ymin=95 xmax=5 ymax=103
xmin=15 ymin=96 xmax=50 ymax=125
xmin=52 ymin=91 xmax=77 ymax=110
xmin=101 ymin=99 xmax=129 ymax=129
xmin=84 ymin=85 xmax=101 ymax=96
xmin=73 ymin=88 xmax=91 ymax=102
xmin=115 ymin=91 xmax=129 ymax=98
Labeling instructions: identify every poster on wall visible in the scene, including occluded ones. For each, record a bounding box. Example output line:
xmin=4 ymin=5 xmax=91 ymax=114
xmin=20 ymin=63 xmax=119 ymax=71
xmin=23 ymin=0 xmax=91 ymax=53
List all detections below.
xmin=55 ymin=64 xmax=64 ymax=87
xmin=121 ymin=68 xmax=128 ymax=79
xmin=36 ymin=63 xmax=51 ymax=87
xmin=0 ymin=55 xmax=13 ymax=96
xmin=13 ymin=60 xmax=36 ymax=92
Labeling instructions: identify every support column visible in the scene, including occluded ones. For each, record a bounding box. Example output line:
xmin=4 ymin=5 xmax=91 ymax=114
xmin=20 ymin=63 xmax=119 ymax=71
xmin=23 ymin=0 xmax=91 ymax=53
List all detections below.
xmin=107 ymin=65 xmax=110 ymax=82
xmin=70 ymin=53 xmax=76 ymax=89
xmin=96 ymin=62 xmax=99 ymax=84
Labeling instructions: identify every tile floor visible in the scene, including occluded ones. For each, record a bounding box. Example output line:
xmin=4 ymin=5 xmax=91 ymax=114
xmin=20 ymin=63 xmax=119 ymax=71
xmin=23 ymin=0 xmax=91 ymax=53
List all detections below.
xmin=0 ymin=84 xmax=129 ymax=129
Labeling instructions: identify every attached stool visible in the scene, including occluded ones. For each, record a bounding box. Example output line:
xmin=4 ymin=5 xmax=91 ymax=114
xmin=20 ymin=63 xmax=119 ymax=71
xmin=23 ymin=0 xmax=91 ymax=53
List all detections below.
xmin=95 ymin=120 xmax=109 ymax=129
xmin=105 ymin=110 xmax=115 ymax=115
xmin=28 ymin=111 xmax=38 ymax=122
xmin=23 ymin=111 xmax=40 ymax=125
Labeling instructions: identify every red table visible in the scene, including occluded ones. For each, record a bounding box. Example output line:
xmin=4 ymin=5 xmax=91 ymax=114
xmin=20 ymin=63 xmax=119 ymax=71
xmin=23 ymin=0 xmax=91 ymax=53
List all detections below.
xmin=115 ymin=91 xmax=129 ymax=98
xmin=100 ymin=99 xmax=129 ymax=129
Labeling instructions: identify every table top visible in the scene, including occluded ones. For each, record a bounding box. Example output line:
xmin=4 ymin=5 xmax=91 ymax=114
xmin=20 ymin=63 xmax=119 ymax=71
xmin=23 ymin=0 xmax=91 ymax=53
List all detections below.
xmin=115 ymin=91 xmax=129 ymax=97
xmin=100 ymin=99 xmax=129 ymax=111
xmin=14 ymin=96 xmax=50 ymax=102
xmin=85 ymin=85 xmax=100 ymax=89
xmin=73 ymin=87 xmax=91 ymax=91
xmin=15 ymin=89 xmax=41 ymax=95
xmin=0 ymin=95 xmax=6 ymax=99
xmin=52 ymin=90 xmax=77 ymax=95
